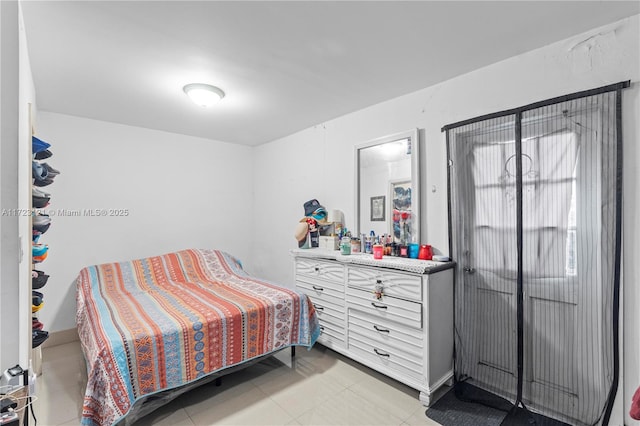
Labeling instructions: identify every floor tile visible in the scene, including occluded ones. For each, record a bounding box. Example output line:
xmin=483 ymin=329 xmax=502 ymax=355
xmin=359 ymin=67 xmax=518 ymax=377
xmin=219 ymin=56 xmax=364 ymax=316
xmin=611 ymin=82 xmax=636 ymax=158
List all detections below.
xmin=42 ymin=340 xmax=83 ymax=360
xmin=313 ymin=356 xmax=375 ymax=388
xmin=348 ymin=373 xmax=424 ymax=422
xmin=32 ymin=381 xmax=83 ymax=425
xmin=187 ymin=385 xmax=293 ymax=425
xmin=133 ymin=407 xmax=195 ymax=426
xmin=179 ymin=374 xmax=260 ymax=418
xmin=295 ymin=388 xmax=405 ymax=426
xmin=260 ymin=367 xmax=347 ymax=419
xmin=36 ymin=341 xmax=446 ymax=426
xmin=403 ymin=406 xmax=444 ymax=426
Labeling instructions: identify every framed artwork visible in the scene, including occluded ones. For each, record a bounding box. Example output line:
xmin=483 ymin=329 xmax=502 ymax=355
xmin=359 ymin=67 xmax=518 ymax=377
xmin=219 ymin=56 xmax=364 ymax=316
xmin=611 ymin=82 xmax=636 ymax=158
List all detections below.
xmin=390 ymin=180 xmax=412 ymax=242
xmin=370 ymin=196 xmax=385 ymax=221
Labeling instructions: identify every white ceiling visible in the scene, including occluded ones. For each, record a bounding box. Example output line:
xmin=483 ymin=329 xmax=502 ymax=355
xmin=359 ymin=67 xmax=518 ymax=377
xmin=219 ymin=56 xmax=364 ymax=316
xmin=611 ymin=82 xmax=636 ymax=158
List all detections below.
xmin=21 ymin=1 xmax=640 ymax=146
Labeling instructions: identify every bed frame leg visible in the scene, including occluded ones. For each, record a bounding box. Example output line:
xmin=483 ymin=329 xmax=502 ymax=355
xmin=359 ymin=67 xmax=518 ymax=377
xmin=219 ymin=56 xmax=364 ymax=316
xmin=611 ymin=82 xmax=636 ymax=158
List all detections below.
xmin=215 ymin=377 xmax=222 ymax=387
xmin=291 ymin=346 xmax=296 ymax=358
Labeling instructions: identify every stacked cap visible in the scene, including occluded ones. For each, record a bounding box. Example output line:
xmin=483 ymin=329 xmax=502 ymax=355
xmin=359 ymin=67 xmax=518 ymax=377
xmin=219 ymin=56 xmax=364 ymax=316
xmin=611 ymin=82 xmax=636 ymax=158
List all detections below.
xmin=32 ymin=329 xmax=48 ymax=348
xmin=33 ymin=215 xmax=51 ymax=226
xmin=303 ymin=199 xmax=328 ymax=223
xmin=34 ymin=150 xmax=52 ymax=160
xmin=32 ymin=270 xmax=49 ymax=289
xmin=32 ymin=318 xmax=44 ymax=331
xmin=32 ymin=244 xmax=49 ymax=259
xmin=296 ymin=199 xmax=329 ymax=248
xmin=32 ymin=187 xmax=52 ymax=210
xmin=32 ymin=136 xmax=51 ymax=154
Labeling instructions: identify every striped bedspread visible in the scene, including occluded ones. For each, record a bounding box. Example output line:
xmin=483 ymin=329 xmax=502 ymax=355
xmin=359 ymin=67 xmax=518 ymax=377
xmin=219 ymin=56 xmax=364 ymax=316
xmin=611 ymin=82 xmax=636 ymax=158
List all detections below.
xmin=76 ymin=249 xmax=319 ymax=426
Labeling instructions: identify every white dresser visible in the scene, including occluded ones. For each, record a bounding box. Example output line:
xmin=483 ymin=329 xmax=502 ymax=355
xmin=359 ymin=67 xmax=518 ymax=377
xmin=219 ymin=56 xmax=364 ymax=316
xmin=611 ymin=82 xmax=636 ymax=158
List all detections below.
xmin=292 ymin=248 xmax=454 ymax=406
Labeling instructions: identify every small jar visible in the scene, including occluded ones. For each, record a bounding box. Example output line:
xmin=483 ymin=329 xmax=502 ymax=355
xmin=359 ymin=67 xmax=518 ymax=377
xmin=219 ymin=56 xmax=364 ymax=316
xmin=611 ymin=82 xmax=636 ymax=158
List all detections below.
xmin=399 ymin=245 xmax=409 ymax=258
xmin=408 ymin=243 xmax=419 ymax=259
xmin=373 ymin=244 xmax=384 ymax=259
xmin=340 ymin=236 xmax=351 ymax=255
xmin=418 ymin=244 xmax=432 ymax=260
xmin=351 ymin=238 xmax=361 ymax=253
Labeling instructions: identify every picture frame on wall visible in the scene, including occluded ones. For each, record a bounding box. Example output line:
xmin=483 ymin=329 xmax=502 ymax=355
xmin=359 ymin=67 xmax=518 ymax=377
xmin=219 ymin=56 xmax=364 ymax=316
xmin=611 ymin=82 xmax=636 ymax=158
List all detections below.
xmin=370 ymin=196 xmax=385 ymax=221
xmin=390 ymin=179 xmax=412 ymax=243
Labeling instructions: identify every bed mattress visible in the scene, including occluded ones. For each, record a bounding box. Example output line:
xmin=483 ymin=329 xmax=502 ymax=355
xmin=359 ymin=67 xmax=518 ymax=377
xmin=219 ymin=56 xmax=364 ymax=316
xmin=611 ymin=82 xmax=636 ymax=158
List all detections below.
xmin=75 ymin=248 xmax=319 ymax=425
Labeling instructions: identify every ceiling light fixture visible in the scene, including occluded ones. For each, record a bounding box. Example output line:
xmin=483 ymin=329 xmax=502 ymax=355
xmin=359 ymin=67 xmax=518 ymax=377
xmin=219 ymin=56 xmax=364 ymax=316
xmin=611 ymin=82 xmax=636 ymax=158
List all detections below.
xmin=183 ymin=83 xmax=225 ymax=107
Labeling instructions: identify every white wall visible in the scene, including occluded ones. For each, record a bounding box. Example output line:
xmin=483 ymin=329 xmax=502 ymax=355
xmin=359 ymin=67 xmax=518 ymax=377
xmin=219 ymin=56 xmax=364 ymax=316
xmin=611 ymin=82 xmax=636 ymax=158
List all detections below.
xmin=0 ymin=0 xmax=37 ymax=374
xmin=0 ymin=0 xmax=21 ymax=373
xmin=34 ymin=112 xmax=254 ymax=332
xmin=252 ymin=15 xmax=639 ymax=425
xmin=18 ymin=0 xmax=38 ymax=369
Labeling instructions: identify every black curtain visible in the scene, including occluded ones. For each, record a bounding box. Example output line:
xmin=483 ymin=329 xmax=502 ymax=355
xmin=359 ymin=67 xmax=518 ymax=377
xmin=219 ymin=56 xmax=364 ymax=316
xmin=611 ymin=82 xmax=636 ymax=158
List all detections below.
xmin=444 ymin=82 xmax=628 ymax=426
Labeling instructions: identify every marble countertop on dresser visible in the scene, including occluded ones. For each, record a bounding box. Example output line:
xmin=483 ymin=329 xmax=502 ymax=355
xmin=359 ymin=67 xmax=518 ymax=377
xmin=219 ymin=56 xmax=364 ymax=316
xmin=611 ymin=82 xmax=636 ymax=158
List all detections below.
xmin=290 ymin=248 xmax=455 ymax=274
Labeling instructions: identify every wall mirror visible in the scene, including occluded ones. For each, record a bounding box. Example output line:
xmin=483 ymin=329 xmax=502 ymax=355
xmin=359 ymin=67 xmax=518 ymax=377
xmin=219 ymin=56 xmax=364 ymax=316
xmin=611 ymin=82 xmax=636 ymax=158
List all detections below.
xmin=355 ymin=129 xmax=420 ymax=244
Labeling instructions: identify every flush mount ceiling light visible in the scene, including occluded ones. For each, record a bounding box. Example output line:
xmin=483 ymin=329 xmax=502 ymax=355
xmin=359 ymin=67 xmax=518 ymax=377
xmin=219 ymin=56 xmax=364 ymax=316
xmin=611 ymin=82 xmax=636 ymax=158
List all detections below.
xmin=183 ymin=83 xmax=225 ymax=107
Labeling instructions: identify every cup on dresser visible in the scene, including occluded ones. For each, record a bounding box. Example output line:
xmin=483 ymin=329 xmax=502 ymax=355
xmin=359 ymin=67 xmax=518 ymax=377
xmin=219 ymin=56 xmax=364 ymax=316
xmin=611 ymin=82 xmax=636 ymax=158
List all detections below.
xmin=418 ymin=244 xmax=433 ymax=260
xmin=373 ymin=244 xmax=383 ymax=259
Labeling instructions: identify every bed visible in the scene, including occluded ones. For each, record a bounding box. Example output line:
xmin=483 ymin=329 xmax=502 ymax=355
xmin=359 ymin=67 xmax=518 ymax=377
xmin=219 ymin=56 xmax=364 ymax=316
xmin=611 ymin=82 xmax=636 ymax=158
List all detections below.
xmin=75 ymin=248 xmax=320 ymax=426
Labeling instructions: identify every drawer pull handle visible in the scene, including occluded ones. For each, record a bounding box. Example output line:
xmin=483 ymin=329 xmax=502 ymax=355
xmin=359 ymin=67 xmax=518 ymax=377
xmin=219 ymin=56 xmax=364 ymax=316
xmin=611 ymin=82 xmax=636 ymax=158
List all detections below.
xmin=312 ymin=285 xmax=324 ymax=291
xmin=373 ymin=325 xmax=390 ymax=333
xmin=371 ymin=302 xmax=387 ymax=309
xmin=313 ymin=304 xmax=324 ymax=311
xmin=373 ymin=348 xmax=390 ymax=357
xmin=376 ymin=279 xmax=382 ymax=284
xmin=319 ymin=326 xmax=325 ymax=331
xmin=314 ymin=267 xmax=320 ymax=272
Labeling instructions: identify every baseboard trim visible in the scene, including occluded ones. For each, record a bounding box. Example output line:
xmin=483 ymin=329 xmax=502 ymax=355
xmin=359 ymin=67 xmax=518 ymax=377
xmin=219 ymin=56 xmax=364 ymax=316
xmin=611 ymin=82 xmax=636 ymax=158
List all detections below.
xmin=42 ymin=327 xmax=79 ymax=348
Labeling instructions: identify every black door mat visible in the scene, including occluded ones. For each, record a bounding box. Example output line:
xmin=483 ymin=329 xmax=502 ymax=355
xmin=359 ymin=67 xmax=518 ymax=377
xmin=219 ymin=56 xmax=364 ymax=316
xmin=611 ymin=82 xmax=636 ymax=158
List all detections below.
xmin=426 ymin=382 xmax=570 ymax=426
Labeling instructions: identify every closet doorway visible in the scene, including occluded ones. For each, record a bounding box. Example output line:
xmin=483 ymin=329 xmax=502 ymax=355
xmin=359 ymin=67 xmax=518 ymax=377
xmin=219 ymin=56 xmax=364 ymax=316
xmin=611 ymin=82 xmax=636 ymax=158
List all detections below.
xmin=446 ymin=83 xmax=627 ymax=426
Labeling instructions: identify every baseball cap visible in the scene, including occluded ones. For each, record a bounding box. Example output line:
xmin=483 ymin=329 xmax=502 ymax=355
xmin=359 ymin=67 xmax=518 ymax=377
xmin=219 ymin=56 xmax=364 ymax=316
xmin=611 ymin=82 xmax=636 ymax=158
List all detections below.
xmin=32 ymin=329 xmax=49 ymax=347
xmin=33 ymin=223 xmax=51 ymax=234
xmin=32 ymin=318 xmax=44 ymax=331
xmin=32 ymin=195 xmax=50 ymax=209
xmin=33 ymin=177 xmax=55 ymax=187
xmin=33 ymin=187 xmax=51 ymax=197
xmin=32 ymin=244 xmax=49 ymax=257
xmin=32 ymin=301 xmax=44 ymax=313
xmin=34 ymin=149 xmax=53 ymax=160
xmin=32 ymin=271 xmax=49 ymax=289
xmin=33 ymin=251 xmax=49 ymax=263
xmin=33 ymin=215 xmax=51 ymax=226
xmin=32 ymin=291 xmax=43 ymax=306
xmin=32 ymin=161 xmax=48 ymax=180
xmin=32 ymin=136 xmax=51 ymax=154
xmin=43 ymin=163 xmax=60 ymax=176
xmin=304 ymin=199 xmax=322 ymax=216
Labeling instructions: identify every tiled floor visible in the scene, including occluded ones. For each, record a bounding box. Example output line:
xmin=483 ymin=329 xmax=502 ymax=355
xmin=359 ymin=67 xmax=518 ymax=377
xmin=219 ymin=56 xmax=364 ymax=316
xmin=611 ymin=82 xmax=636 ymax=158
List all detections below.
xmin=33 ymin=341 xmax=446 ymax=425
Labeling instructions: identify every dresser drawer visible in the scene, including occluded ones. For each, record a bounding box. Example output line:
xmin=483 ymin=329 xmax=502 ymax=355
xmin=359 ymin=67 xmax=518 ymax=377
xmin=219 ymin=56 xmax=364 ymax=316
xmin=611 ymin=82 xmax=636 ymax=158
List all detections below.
xmin=311 ymin=299 xmax=344 ymax=330
xmin=318 ymin=321 xmax=346 ymax=348
xmin=296 ymin=259 xmax=345 ymax=283
xmin=348 ymin=323 xmax=422 ymax=366
xmin=297 ymin=281 xmax=344 ymax=307
xmin=348 ymin=309 xmax=423 ymax=351
xmin=348 ymin=332 xmax=423 ymax=382
xmin=346 ymin=287 xmax=422 ymax=329
xmin=347 ymin=266 xmax=422 ymax=302
xmin=318 ymin=331 xmax=345 ymax=349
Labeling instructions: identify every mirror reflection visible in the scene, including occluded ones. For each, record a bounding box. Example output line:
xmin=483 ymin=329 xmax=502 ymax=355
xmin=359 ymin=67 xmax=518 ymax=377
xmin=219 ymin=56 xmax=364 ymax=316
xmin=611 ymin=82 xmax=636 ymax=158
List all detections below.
xmin=356 ymin=129 xmax=419 ymax=245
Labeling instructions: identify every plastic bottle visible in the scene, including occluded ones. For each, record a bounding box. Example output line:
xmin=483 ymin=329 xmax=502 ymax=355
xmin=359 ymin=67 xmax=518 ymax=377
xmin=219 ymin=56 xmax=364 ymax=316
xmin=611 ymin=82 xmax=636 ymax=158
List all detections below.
xmin=340 ymin=236 xmax=351 ymax=255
